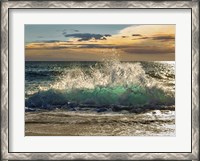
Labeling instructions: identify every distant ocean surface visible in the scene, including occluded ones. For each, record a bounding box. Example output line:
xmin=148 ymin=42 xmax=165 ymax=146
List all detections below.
xmin=25 ymin=61 xmax=175 ymax=113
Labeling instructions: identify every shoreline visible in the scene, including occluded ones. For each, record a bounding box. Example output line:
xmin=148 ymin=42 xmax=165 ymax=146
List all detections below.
xmin=25 ymin=109 xmax=175 ymax=136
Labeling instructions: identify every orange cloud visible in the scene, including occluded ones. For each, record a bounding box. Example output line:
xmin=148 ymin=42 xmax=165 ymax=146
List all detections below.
xmin=25 ymin=25 xmax=175 ymax=61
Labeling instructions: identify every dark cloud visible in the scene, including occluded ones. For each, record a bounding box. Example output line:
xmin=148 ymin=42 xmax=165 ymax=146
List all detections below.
xmin=132 ymin=35 xmax=175 ymax=41
xmin=71 ymin=43 xmax=175 ymax=54
xmin=122 ymin=36 xmax=127 ymax=38
xmin=140 ymin=37 xmax=149 ymax=39
xmin=132 ymin=34 xmax=142 ymax=37
xmin=152 ymin=35 xmax=175 ymax=41
xmin=123 ymin=46 xmax=175 ymax=54
xmin=131 ymin=34 xmax=148 ymax=40
xmin=104 ymin=34 xmax=111 ymax=37
xmin=79 ymin=44 xmax=115 ymax=49
xmin=63 ymin=33 xmax=112 ymax=41
xmin=132 ymin=37 xmax=149 ymax=40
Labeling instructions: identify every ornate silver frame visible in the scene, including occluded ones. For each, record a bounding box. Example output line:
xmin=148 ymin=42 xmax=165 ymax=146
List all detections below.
xmin=1 ymin=1 xmax=199 ymax=160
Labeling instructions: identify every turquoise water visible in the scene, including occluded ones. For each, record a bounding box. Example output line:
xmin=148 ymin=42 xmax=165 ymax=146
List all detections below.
xmin=25 ymin=61 xmax=175 ymax=111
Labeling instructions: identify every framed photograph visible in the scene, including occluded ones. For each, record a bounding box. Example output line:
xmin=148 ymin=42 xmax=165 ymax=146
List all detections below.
xmin=1 ymin=0 xmax=199 ymax=160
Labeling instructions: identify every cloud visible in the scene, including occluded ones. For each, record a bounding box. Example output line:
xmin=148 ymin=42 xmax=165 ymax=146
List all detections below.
xmin=151 ymin=35 xmax=175 ymax=41
xmin=123 ymin=46 xmax=175 ymax=54
xmin=27 ymin=43 xmax=46 ymax=47
xmin=78 ymin=44 xmax=115 ymax=49
xmin=26 ymin=25 xmax=175 ymax=61
xmin=122 ymin=36 xmax=128 ymax=38
xmin=119 ymin=25 xmax=175 ymax=37
xmin=63 ymin=33 xmax=112 ymax=41
xmin=26 ymin=42 xmax=116 ymax=50
xmin=132 ymin=34 xmax=142 ymax=37
xmin=132 ymin=36 xmax=149 ymax=40
xmin=132 ymin=35 xmax=175 ymax=41
xmin=48 ymin=46 xmax=70 ymax=50
xmin=104 ymin=34 xmax=111 ymax=37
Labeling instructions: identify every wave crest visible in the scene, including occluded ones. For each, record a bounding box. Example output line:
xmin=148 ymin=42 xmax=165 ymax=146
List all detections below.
xmin=25 ymin=60 xmax=175 ymax=110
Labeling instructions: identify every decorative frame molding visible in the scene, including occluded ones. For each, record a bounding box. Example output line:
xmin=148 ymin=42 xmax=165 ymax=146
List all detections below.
xmin=1 ymin=1 xmax=199 ymax=160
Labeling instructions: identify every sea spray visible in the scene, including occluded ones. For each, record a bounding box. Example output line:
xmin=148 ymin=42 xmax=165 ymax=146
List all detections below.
xmin=25 ymin=59 xmax=175 ymax=110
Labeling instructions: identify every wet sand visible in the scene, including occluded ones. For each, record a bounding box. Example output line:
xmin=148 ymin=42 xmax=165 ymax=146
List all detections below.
xmin=25 ymin=109 xmax=175 ymax=136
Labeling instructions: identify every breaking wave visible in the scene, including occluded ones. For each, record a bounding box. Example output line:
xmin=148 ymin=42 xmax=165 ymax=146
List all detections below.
xmin=25 ymin=59 xmax=175 ymax=111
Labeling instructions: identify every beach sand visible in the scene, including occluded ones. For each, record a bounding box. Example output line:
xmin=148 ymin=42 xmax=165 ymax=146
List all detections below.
xmin=25 ymin=109 xmax=175 ymax=136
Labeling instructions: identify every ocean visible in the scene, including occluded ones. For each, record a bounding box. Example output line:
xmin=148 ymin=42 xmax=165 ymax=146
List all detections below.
xmin=25 ymin=60 xmax=175 ymax=136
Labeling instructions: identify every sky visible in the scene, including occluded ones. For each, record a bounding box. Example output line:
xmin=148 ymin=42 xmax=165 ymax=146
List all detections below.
xmin=25 ymin=24 xmax=175 ymax=61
